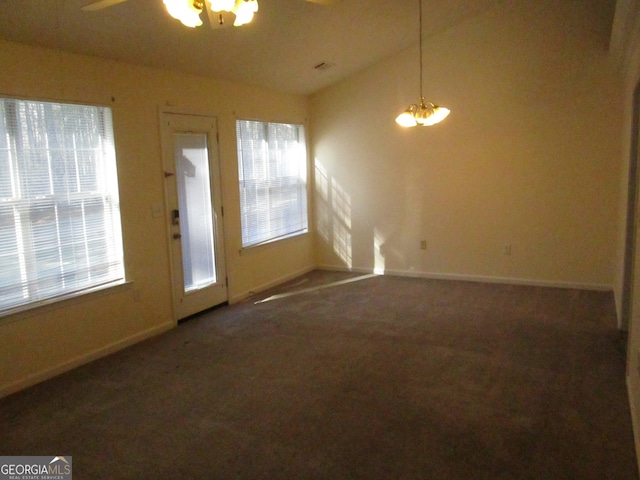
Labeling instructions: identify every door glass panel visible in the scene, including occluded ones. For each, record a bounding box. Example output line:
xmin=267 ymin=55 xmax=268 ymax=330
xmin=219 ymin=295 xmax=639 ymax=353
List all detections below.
xmin=174 ymin=133 xmax=217 ymax=292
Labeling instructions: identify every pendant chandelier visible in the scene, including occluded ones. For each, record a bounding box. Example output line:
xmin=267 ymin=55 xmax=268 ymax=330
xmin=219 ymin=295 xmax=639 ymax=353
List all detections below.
xmin=395 ymin=0 xmax=450 ymax=127
xmin=163 ymin=0 xmax=258 ymax=28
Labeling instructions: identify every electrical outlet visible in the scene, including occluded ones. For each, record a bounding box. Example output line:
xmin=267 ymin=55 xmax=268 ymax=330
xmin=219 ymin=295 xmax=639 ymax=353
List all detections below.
xmin=420 ymin=240 xmax=427 ymax=250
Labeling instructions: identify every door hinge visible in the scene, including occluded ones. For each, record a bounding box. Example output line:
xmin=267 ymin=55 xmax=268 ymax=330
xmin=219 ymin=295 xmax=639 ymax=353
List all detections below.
xmin=225 ymin=276 xmax=229 ymax=287
xmin=221 ymin=205 xmax=224 ymax=217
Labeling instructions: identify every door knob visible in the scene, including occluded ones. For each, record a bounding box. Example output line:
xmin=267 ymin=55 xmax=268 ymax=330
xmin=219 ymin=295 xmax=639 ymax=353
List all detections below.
xmin=173 ymin=233 xmax=182 ymax=240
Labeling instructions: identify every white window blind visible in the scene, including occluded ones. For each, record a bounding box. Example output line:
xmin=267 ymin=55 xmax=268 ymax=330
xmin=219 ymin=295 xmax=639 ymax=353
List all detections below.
xmin=236 ymin=120 xmax=308 ymax=248
xmin=0 ymin=98 xmax=124 ymax=315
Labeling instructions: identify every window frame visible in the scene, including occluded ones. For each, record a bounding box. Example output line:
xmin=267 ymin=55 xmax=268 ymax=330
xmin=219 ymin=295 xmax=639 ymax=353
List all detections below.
xmin=235 ymin=118 xmax=310 ymax=251
xmin=0 ymin=95 xmax=126 ymax=318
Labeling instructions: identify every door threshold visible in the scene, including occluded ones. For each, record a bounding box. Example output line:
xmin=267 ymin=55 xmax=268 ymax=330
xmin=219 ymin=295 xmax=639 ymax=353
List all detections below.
xmin=177 ymin=301 xmax=229 ymax=324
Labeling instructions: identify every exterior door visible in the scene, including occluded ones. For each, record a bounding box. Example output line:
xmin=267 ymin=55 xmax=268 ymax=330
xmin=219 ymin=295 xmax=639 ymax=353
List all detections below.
xmin=162 ymin=113 xmax=227 ymax=320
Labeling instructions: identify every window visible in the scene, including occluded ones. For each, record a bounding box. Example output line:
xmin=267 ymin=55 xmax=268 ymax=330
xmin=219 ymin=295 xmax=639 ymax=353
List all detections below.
xmin=236 ymin=119 xmax=308 ymax=248
xmin=0 ymin=98 xmax=124 ymax=315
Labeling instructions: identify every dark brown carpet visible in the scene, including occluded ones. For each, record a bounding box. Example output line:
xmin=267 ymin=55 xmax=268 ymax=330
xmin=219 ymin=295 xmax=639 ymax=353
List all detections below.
xmin=1 ymin=271 xmax=638 ymax=479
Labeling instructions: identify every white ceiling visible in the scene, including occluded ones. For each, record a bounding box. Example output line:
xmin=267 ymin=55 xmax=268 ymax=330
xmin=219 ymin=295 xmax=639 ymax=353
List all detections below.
xmin=0 ymin=0 xmax=617 ymax=95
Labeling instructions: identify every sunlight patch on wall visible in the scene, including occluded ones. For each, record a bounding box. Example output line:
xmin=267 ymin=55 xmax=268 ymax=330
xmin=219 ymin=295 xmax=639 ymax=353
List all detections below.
xmin=332 ymin=177 xmax=351 ymax=229
xmin=333 ymin=218 xmax=352 ymax=267
xmin=315 ymin=162 xmax=331 ymax=242
xmin=374 ymin=228 xmax=386 ymax=275
xmin=316 ymin=161 xmax=329 ymax=202
xmin=331 ymin=176 xmax=352 ymax=267
xmin=315 ymin=159 xmax=352 ymax=268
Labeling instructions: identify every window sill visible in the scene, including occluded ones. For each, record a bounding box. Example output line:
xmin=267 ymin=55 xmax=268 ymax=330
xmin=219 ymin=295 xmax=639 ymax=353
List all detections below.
xmin=239 ymin=231 xmax=310 ymax=256
xmin=0 ymin=280 xmax=133 ymax=326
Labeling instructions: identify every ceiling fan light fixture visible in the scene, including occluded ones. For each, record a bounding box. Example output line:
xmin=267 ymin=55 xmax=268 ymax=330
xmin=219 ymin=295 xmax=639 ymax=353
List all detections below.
xmin=163 ymin=0 xmax=203 ymax=27
xmin=164 ymin=0 xmax=258 ymax=28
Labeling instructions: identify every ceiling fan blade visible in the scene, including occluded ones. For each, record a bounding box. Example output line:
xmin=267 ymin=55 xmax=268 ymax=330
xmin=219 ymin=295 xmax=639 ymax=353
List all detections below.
xmin=81 ymin=0 xmax=129 ymax=11
xmin=304 ymin=0 xmax=342 ymax=5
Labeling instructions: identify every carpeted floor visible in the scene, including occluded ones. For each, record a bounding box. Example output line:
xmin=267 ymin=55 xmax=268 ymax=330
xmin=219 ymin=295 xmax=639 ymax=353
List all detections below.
xmin=1 ymin=271 xmax=638 ymax=479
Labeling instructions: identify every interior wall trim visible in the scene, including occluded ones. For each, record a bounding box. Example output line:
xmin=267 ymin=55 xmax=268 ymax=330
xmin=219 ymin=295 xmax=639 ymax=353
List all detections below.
xmin=0 ymin=322 xmax=174 ymax=399
xmin=228 ymin=265 xmax=317 ymax=304
xmin=318 ymin=265 xmax=613 ymax=292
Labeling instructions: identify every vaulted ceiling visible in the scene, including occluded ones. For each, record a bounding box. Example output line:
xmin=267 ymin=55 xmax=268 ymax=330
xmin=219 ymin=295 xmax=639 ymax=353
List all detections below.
xmin=0 ymin=0 xmax=617 ymax=95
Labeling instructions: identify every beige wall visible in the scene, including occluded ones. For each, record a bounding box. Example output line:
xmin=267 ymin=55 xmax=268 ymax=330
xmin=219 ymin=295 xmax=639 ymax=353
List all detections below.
xmin=310 ymin=0 xmax=622 ymax=289
xmin=0 ymin=40 xmax=314 ymax=396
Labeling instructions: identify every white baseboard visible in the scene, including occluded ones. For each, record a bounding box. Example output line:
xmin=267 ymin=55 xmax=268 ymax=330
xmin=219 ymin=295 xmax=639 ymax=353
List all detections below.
xmin=229 ymin=265 xmax=317 ymax=304
xmin=0 ymin=322 xmax=174 ymax=399
xmin=318 ymin=264 xmax=613 ymax=292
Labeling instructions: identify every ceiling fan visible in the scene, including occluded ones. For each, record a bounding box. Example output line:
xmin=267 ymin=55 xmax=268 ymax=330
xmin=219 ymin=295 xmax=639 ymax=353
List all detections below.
xmin=82 ymin=0 xmax=341 ymax=29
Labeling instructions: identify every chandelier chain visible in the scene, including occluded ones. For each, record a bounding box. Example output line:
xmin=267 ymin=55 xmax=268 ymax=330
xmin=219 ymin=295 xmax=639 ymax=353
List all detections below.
xmin=419 ymin=0 xmax=423 ymax=100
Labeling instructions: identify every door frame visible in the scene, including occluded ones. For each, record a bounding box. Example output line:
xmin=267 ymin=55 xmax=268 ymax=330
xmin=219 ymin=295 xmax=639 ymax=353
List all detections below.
xmin=623 ymin=81 xmax=640 ymax=333
xmin=160 ymin=109 xmax=228 ymax=322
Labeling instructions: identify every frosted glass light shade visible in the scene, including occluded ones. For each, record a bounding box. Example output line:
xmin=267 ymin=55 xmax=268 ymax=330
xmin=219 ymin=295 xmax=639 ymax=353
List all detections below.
xmin=418 ymin=105 xmax=450 ymax=126
xmin=164 ymin=0 xmax=203 ymax=27
xmin=233 ymin=0 xmax=258 ymax=26
xmin=395 ymin=107 xmax=418 ymax=127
